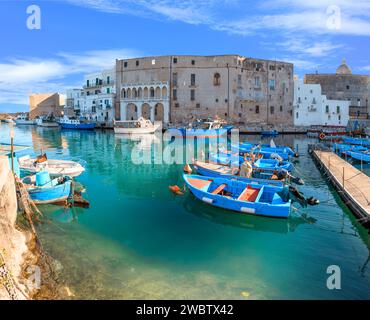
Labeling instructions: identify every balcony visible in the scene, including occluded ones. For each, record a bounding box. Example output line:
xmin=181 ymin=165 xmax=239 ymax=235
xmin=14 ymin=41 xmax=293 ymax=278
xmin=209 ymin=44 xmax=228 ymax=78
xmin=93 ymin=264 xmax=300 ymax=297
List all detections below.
xmin=83 ymin=80 xmax=115 ymax=89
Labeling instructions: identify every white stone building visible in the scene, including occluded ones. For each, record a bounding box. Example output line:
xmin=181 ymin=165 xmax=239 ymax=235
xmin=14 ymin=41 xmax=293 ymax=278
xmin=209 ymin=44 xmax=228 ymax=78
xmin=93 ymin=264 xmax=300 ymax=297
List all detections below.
xmin=82 ymin=68 xmax=115 ymax=123
xmin=65 ymin=88 xmax=84 ymax=115
xmin=294 ymin=79 xmax=350 ymax=127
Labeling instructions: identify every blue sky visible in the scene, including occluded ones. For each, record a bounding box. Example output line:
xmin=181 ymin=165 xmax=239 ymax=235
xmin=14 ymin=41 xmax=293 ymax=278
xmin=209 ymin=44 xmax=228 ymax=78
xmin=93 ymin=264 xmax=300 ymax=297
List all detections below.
xmin=0 ymin=0 xmax=369 ymax=112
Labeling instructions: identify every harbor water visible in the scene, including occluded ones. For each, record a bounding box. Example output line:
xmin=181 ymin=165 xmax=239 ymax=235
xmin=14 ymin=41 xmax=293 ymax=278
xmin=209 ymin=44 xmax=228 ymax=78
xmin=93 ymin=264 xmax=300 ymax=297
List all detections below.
xmin=1 ymin=124 xmax=369 ymax=299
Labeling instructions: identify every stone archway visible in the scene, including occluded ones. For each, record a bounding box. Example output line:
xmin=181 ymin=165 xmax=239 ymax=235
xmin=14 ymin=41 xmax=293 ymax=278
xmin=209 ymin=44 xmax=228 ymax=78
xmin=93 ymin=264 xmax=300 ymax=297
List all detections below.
xmin=154 ymin=103 xmax=164 ymax=121
xmin=127 ymin=103 xmax=138 ymax=120
xmin=142 ymin=103 xmax=151 ymax=120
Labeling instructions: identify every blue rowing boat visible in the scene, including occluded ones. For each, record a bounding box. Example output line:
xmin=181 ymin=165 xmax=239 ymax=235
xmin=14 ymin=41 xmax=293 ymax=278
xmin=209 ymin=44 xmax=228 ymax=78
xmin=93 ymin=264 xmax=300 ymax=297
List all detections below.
xmin=261 ymin=130 xmax=279 ymax=137
xmin=231 ymin=143 xmax=294 ymax=160
xmin=345 ymin=151 xmax=370 ymax=163
xmin=168 ymin=119 xmax=233 ymax=138
xmin=209 ymin=152 xmax=293 ymax=172
xmin=342 ymin=136 xmax=370 ymax=147
xmin=183 ymin=174 xmax=291 ymax=218
xmin=22 ymin=171 xmax=72 ymax=204
xmin=193 ymin=161 xmax=285 ymax=186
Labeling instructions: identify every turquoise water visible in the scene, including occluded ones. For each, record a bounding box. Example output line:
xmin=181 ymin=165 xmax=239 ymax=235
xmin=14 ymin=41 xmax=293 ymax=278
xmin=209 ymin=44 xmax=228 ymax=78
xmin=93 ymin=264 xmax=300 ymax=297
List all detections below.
xmin=1 ymin=123 xmax=369 ymax=299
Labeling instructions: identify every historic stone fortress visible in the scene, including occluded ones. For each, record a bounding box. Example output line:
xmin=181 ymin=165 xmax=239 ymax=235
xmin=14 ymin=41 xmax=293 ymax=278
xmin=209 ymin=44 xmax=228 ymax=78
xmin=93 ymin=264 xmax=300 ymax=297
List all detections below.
xmin=305 ymin=60 xmax=370 ymax=118
xmin=115 ymin=55 xmax=294 ymax=126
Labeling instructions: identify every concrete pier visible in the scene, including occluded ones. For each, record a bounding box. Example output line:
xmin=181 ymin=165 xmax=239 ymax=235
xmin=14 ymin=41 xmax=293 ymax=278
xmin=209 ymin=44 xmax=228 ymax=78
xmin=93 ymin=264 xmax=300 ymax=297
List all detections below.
xmin=310 ymin=149 xmax=370 ymax=227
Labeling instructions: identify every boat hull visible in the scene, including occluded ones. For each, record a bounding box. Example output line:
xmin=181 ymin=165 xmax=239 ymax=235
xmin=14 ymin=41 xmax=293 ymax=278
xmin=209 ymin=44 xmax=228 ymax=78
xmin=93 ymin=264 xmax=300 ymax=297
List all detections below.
xmin=25 ymin=179 xmax=72 ymax=204
xmin=114 ymin=125 xmax=160 ymax=134
xmin=346 ymin=151 xmax=370 ymax=163
xmin=193 ymin=162 xmax=284 ymax=186
xmin=18 ymin=157 xmax=85 ymax=177
xmin=184 ymin=174 xmax=291 ymax=218
xmin=15 ymin=120 xmax=35 ymax=125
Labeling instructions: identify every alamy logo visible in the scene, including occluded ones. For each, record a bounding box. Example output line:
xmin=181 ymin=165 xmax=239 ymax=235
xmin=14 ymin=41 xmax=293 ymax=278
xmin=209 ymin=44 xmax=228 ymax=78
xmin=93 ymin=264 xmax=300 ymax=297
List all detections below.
xmin=26 ymin=5 xmax=41 ymax=30
xmin=326 ymin=265 xmax=341 ymax=290
xmin=326 ymin=5 xmax=341 ymax=30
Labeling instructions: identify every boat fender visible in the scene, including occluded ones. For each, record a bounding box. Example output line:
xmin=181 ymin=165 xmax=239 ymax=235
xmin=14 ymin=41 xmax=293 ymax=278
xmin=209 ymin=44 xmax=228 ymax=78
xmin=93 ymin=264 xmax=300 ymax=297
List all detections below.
xmin=241 ymin=207 xmax=256 ymax=214
xmin=307 ymin=197 xmax=320 ymax=206
xmin=168 ymin=185 xmax=184 ymax=195
xmin=202 ymin=197 xmax=213 ymax=204
xmin=183 ymin=164 xmax=192 ymax=174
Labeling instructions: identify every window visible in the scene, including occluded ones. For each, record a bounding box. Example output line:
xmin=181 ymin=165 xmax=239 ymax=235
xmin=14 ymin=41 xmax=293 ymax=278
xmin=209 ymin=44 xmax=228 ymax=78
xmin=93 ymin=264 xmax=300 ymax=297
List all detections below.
xmin=196 ymin=103 xmax=200 ymax=108
xmin=298 ymin=97 xmax=301 ymax=103
xmin=254 ymin=77 xmax=261 ymax=88
xmin=238 ymin=75 xmax=242 ymax=85
xmin=95 ymin=90 xmax=99 ymax=94
xmin=269 ymin=79 xmax=275 ymax=90
xmin=255 ymin=105 xmax=259 ymax=114
xmin=86 ymin=91 xmax=90 ymax=96
xmin=172 ymin=73 xmax=178 ymax=86
xmin=173 ymin=57 xmax=177 ymax=64
xmin=151 ymin=59 xmax=156 ymax=65
xmin=96 ymin=78 xmax=99 ymax=85
xmin=124 ymin=62 xmax=128 ymax=68
xmin=86 ymin=80 xmax=90 ymax=87
xmin=107 ymin=88 xmax=110 ymax=94
xmin=92 ymin=106 xmax=96 ymax=113
xmin=270 ymin=106 xmax=274 ymax=114
xmin=175 ymin=103 xmax=179 ymax=108
xmin=339 ymin=115 xmax=341 ymax=121
xmin=191 ymin=60 xmax=195 ymax=65
xmin=312 ymin=98 xmax=316 ymax=104
xmin=173 ymin=89 xmax=177 ymax=101
xmin=136 ymin=60 xmax=139 ymax=66
xmin=107 ymin=76 xmax=110 ymax=84
xmin=191 ymin=74 xmax=196 ymax=86
xmin=337 ymin=106 xmax=340 ymax=113
xmin=280 ymin=105 xmax=283 ymax=112
xmin=325 ymin=105 xmax=329 ymax=113
xmin=296 ymin=112 xmax=299 ymax=119
xmin=269 ymin=65 xmax=276 ymax=71
xmin=214 ymin=73 xmax=221 ymax=86
xmin=346 ymin=85 xmax=350 ymax=90
xmin=190 ymin=89 xmax=195 ymax=101
xmin=215 ymin=98 xmax=219 ymax=103
xmin=150 ymin=88 xmax=155 ymax=98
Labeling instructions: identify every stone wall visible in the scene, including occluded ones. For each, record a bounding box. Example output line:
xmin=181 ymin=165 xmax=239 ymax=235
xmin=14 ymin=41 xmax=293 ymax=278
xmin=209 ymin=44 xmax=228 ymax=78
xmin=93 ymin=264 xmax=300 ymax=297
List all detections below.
xmin=29 ymin=93 xmax=63 ymax=119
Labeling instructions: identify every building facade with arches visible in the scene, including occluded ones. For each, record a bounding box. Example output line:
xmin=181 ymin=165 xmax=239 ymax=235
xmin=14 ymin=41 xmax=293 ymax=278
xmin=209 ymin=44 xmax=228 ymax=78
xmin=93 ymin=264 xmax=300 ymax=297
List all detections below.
xmin=115 ymin=55 xmax=294 ymax=126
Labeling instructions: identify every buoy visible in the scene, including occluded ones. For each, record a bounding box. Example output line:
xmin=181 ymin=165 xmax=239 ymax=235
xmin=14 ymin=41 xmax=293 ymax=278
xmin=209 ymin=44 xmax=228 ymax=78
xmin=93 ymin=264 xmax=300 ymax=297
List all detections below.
xmin=169 ymin=185 xmax=184 ymax=195
xmin=319 ymin=133 xmax=326 ymax=140
xmin=183 ymin=164 xmax=192 ymax=174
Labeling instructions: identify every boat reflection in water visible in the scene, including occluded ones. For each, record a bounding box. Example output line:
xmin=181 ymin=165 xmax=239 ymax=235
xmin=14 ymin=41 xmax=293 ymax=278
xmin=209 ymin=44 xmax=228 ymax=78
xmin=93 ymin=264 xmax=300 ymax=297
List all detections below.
xmin=182 ymin=193 xmax=316 ymax=234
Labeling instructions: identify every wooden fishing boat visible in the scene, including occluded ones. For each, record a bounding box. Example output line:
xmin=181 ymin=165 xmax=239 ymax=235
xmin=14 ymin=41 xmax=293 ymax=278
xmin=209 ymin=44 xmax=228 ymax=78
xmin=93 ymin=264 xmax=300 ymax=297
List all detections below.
xmin=345 ymin=151 xmax=370 ymax=163
xmin=15 ymin=114 xmax=35 ymax=125
xmin=18 ymin=154 xmax=85 ymax=177
xmin=114 ymin=117 xmax=160 ymax=134
xmin=193 ymin=161 xmax=284 ymax=186
xmin=168 ymin=119 xmax=233 ymax=138
xmin=183 ymin=174 xmax=291 ymax=218
xmin=209 ymin=152 xmax=293 ymax=172
xmin=22 ymin=172 xmax=72 ymax=204
xmin=232 ymin=143 xmax=292 ymax=160
xmin=59 ymin=116 xmax=95 ymax=130
xmin=342 ymin=136 xmax=370 ymax=147
xmin=261 ymin=130 xmax=279 ymax=137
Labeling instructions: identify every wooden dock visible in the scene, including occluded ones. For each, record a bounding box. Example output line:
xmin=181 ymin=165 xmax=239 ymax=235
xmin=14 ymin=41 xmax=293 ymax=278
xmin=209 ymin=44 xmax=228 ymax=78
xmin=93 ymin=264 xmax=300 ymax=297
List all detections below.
xmin=310 ymin=149 xmax=370 ymax=226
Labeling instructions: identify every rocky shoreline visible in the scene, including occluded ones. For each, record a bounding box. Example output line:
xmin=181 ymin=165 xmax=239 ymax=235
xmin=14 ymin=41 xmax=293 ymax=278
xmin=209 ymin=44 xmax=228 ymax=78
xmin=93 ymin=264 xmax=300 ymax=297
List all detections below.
xmin=0 ymin=156 xmax=67 ymax=300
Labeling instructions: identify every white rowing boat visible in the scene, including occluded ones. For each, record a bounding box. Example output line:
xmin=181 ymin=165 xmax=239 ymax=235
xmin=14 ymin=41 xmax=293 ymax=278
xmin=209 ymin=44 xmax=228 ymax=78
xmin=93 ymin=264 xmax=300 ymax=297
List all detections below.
xmin=18 ymin=155 xmax=85 ymax=177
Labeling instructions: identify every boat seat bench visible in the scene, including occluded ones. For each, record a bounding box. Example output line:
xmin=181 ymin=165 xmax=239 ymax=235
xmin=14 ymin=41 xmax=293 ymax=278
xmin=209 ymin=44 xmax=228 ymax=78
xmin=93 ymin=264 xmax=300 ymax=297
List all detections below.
xmin=237 ymin=186 xmax=260 ymax=202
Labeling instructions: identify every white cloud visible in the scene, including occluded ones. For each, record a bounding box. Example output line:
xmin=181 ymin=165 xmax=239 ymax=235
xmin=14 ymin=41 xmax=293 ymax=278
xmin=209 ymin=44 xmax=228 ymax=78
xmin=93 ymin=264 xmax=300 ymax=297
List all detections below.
xmin=0 ymin=48 xmax=141 ymax=105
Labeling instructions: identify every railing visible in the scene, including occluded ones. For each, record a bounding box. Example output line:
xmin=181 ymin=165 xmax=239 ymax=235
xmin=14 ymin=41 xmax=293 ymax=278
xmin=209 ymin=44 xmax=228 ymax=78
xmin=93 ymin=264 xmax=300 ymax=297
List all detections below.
xmin=83 ymin=80 xmax=115 ymax=89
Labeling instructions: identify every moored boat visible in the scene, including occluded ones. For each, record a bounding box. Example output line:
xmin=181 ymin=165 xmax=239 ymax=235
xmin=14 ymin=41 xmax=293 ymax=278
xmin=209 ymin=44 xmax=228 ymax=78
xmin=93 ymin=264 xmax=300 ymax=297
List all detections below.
xmin=15 ymin=114 xmax=35 ymax=125
xmin=59 ymin=115 xmax=95 ymax=130
xmin=3 ymin=117 xmax=15 ymax=124
xmin=261 ymin=130 xmax=279 ymax=137
xmin=193 ymin=160 xmax=285 ymax=186
xmin=114 ymin=117 xmax=160 ymax=134
xmin=183 ymin=174 xmax=291 ymax=218
xmin=342 ymin=136 xmax=370 ymax=147
xmin=168 ymin=118 xmax=233 ymax=138
xmin=18 ymin=154 xmax=85 ymax=177
xmin=345 ymin=151 xmax=370 ymax=163
xmin=36 ymin=116 xmax=59 ymax=127
xmin=22 ymin=171 xmax=72 ymax=204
